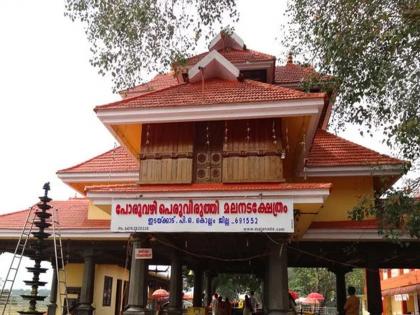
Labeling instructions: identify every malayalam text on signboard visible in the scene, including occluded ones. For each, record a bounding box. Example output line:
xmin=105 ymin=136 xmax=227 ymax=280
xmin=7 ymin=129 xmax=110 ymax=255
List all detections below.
xmin=135 ymin=248 xmax=153 ymax=259
xmin=111 ymin=198 xmax=294 ymax=233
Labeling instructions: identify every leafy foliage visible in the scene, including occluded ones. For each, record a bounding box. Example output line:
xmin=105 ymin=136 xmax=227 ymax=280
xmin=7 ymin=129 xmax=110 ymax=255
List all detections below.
xmin=65 ymin=0 xmax=238 ymax=92
xmin=349 ymin=186 xmax=420 ymax=239
xmin=285 ymin=0 xmax=420 ymax=161
xmin=288 ymin=268 xmax=365 ymax=306
xmin=289 ymin=268 xmax=336 ymax=306
xmin=212 ymin=273 xmax=262 ymax=300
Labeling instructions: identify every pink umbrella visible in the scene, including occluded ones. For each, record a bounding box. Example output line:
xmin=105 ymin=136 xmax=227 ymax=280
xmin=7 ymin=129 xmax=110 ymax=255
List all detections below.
xmin=296 ymin=297 xmax=317 ymax=304
xmin=152 ymin=288 xmax=169 ymax=300
xmin=307 ymin=292 xmax=324 ymax=302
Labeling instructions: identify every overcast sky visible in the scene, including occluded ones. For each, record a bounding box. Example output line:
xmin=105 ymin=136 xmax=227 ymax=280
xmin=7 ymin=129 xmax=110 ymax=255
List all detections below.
xmin=0 ymin=0 xmax=409 ymax=289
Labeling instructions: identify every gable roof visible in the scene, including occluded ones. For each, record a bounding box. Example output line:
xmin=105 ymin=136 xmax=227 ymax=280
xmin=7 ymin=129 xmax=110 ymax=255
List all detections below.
xmin=187 ymin=48 xmax=275 ymax=66
xmin=208 ymin=31 xmax=245 ymax=51
xmin=57 ymin=146 xmax=138 ymax=174
xmin=306 ymin=129 xmax=404 ymax=167
xmin=95 ymin=79 xmax=324 ymax=112
xmin=0 ymin=198 xmax=109 ymax=230
xmin=188 ymin=50 xmax=240 ymax=83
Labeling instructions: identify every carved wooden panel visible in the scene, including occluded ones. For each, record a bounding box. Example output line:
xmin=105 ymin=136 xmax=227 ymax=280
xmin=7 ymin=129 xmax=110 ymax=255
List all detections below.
xmin=222 ymin=155 xmax=283 ymax=183
xmin=194 ymin=122 xmax=223 ymax=183
xmin=139 ymin=158 xmax=192 ymax=184
xmin=139 ymin=123 xmax=193 ymax=184
xmin=222 ymin=119 xmax=284 ymax=182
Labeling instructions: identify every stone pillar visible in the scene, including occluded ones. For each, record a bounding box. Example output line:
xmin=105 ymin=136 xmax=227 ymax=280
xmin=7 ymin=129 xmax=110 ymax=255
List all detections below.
xmin=366 ymin=267 xmax=383 ymax=315
xmin=47 ymin=265 xmax=57 ymax=315
xmin=124 ymin=235 xmax=150 ymax=315
xmin=193 ymin=268 xmax=203 ymax=307
xmin=267 ymin=242 xmax=289 ymax=315
xmin=77 ymin=249 xmax=96 ymax=315
xmin=168 ymin=250 xmax=183 ymax=315
xmin=329 ymin=268 xmax=351 ymax=315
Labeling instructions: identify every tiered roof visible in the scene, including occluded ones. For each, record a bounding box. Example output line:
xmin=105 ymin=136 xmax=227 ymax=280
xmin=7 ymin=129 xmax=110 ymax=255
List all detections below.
xmin=0 ymin=198 xmax=109 ymax=230
xmin=306 ymin=130 xmax=403 ymax=167
xmin=96 ymin=79 xmax=324 ymax=111
xmin=57 ymin=146 xmax=138 ymax=174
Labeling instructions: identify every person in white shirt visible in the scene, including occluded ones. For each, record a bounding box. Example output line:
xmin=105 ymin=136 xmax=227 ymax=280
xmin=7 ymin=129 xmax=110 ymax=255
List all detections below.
xmin=249 ymin=291 xmax=257 ymax=315
xmin=211 ymin=293 xmax=219 ymax=315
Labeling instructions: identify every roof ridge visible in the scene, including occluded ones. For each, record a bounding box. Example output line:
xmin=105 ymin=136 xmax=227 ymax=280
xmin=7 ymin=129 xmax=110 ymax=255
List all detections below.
xmin=315 ymin=129 xmax=404 ymax=163
xmin=57 ymin=146 xmax=124 ymax=173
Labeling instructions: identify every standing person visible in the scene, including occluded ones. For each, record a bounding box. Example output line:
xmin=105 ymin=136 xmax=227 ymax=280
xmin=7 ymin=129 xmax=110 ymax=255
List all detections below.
xmin=211 ymin=294 xmax=219 ymax=315
xmin=249 ymin=291 xmax=257 ymax=315
xmin=217 ymin=296 xmax=224 ymax=315
xmin=344 ymin=286 xmax=360 ymax=315
xmin=243 ymin=295 xmax=252 ymax=315
xmin=225 ymin=297 xmax=232 ymax=315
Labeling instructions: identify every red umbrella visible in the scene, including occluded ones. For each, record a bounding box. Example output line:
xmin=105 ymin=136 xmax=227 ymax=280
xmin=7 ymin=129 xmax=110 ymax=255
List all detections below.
xmin=183 ymin=292 xmax=193 ymax=300
xmin=152 ymin=289 xmax=169 ymax=300
xmin=307 ymin=292 xmax=324 ymax=302
xmin=289 ymin=290 xmax=299 ymax=300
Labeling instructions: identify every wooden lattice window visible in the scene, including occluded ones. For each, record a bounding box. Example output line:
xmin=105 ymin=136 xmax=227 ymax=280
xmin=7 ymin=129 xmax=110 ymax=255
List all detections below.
xmin=222 ymin=118 xmax=284 ymax=183
xmin=139 ymin=122 xmax=193 ymax=184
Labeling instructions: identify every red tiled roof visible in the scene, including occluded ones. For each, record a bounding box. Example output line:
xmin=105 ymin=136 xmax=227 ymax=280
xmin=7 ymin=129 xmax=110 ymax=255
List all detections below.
xmin=187 ymin=48 xmax=275 ymax=66
xmin=307 ymin=130 xmax=404 ymax=167
xmin=95 ymin=79 xmax=325 ymax=111
xmin=121 ymin=73 xmax=179 ymax=98
xmin=0 ymin=198 xmax=110 ymax=230
xmin=275 ymin=63 xmax=327 ymax=84
xmin=57 ymin=146 xmax=138 ymax=174
xmin=85 ymin=182 xmax=332 ymax=193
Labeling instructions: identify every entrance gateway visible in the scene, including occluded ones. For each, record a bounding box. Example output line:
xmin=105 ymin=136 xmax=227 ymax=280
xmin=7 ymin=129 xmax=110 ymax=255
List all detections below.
xmin=1 ymin=31 xmax=414 ymax=315
xmin=68 ymin=31 xmax=406 ymax=315
xmin=112 ymin=195 xmax=295 ymax=315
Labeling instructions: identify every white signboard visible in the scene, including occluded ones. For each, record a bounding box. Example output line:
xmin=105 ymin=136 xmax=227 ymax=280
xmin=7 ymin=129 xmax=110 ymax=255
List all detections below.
xmin=135 ymin=248 xmax=153 ymax=259
xmin=111 ymin=198 xmax=294 ymax=233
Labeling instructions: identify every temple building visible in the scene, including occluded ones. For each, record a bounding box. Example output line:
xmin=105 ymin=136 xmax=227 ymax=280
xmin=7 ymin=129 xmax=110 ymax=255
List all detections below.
xmin=0 ymin=32 xmax=418 ymax=315
xmin=380 ymin=269 xmax=420 ymax=315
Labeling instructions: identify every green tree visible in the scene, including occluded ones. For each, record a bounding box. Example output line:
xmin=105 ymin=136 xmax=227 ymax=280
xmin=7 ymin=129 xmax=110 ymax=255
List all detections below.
xmin=288 ymin=268 xmax=336 ymax=306
xmin=288 ymin=268 xmax=365 ymax=306
xmin=349 ymin=187 xmax=420 ymax=239
xmin=212 ymin=274 xmax=262 ymax=301
xmin=284 ymin=0 xmax=419 ymax=239
xmin=285 ymin=0 xmax=419 ymax=162
xmin=345 ymin=269 xmax=365 ymax=296
xmin=65 ymin=0 xmax=238 ymax=92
